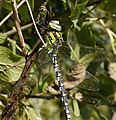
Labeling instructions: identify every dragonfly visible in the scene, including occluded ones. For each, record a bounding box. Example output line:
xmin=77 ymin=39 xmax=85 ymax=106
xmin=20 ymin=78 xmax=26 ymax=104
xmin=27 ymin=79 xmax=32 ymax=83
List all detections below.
xmin=38 ymin=37 xmax=107 ymax=92
xmin=37 ymin=27 xmax=107 ymax=120
xmin=36 ymin=6 xmax=70 ymax=120
xmin=36 ymin=5 xmax=108 ymax=120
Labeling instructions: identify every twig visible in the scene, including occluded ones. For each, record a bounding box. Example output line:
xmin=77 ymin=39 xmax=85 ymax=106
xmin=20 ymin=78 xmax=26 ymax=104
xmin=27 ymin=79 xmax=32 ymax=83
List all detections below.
xmin=1 ymin=1 xmax=45 ymax=120
xmin=79 ymin=4 xmax=99 ymax=23
xmin=0 ymin=0 xmax=4 ymax=6
xmin=4 ymin=23 xmax=33 ymax=36
xmin=25 ymin=0 xmax=46 ymax=46
xmin=53 ymin=0 xmax=105 ymax=20
xmin=99 ymin=19 xmax=116 ymax=54
xmin=1 ymin=37 xmax=42 ymax=120
xmin=85 ymin=15 xmax=116 ymax=22
xmin=0 ymin=0 xmax=26 ymax=27
xmin=86 ymin=0 xmax=105 ymax=7
xmin=12 ymin=0 xmax=27 ymax=56
xmin=28 ymin=94 xmax=55 ymax=100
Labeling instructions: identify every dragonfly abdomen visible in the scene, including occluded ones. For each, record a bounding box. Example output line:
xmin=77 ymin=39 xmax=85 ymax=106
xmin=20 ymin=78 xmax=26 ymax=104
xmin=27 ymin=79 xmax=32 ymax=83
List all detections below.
xmin=51 ymin=51 xmax=70 ymax=120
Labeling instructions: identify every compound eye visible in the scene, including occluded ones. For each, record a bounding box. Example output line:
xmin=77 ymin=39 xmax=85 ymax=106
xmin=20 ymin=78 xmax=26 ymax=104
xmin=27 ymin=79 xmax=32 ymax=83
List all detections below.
xmin=39 ymin=5 xmax=47 ymax=12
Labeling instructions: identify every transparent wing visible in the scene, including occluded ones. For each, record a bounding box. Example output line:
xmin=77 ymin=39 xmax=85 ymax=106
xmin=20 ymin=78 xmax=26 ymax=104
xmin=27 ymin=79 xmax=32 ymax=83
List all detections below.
xmin=78 ymin=44 xmax=108 ymax=62
xmin=37 ymin=42 xmax=107 ymax=91
xmin=79 ymin=71 xmax=100 ymax=91
xmin=58 ymin=42 xmax=107 ymax=91
xmin=61 ymin=42 xmax=108 ymax=63
xmin=65 ymin=63 xmax=100 ymax=91
xmin=37 ymin=47 xmax=53 ymax=81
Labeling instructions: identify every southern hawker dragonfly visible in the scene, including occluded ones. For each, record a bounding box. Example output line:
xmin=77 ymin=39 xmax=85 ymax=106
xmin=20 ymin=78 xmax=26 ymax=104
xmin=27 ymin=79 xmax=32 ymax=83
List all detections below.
xmin=35 ymin=5 xmax=109 ymax=120
xmin=37 ymin=34 xmax=108 ymax=92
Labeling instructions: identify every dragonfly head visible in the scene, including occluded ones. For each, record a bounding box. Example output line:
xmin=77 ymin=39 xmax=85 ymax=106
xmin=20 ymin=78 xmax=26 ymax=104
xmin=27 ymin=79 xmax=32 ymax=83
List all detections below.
xmin=49 ymin=20 xmax=62 ymax=32
xmin=39 ymin=5 xmax=48 ymax=13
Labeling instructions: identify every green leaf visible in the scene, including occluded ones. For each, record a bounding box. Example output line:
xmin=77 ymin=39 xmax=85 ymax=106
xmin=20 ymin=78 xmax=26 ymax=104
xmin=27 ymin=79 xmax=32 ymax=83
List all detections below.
xmin=67 ymin=0 xmax=77 ymax=11
xmin=29 ymin=0 xmax=34 ymax=10
xmin=104 ymin=0 xmax=116 ymax=13
xmin=0 ymin=33 xmax=22 ymax=52
xmin=0 ymin=46 xmax=24 ymax=82
xmin=2 ymin=0 xmax=12 ymax=10
xmin=26 ymin=104 xmax=42 ymax=120
xmin=67 ymin=29 xmax=80 ymax=63
xmin=98 ymin=75 xmax=116 ymax=97
xmin=19 ymin=4 xmax=29 ymax=23
xmin=79 ymin=53 xmax=95 ymax=67
xmin=0 ymin=33 xmax=7 ymax=44
xmin=76 ymin=25 xmax=95 ymax=47
xmin=72 ymin=99 xmax=80 ymax=117
xmin=70 ymin=43 xmax=80 ymax=61
xmin=93 ymin=107 xmax=108 ymax=120
xmin=69 ymin=0 xmax=89 ymax=27
xmin=0 ymin=94 xmax=8 ymax=105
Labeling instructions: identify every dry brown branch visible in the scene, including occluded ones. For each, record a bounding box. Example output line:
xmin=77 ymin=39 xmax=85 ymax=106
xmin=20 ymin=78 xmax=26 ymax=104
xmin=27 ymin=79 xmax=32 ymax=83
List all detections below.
xmin=1 ymin=39 xmax=42 ymax=120
xmin=12 ymin=0 xmax=27 ymax=56
xmin=4 ymin=23 xmax=33 ymax=36
xmin=0 ymin=0 xmax=26 ymax=26
xmin=0 ymin=0 xmax=3 ymax=6
xmin=1 ymin=1 xmax=44 ymax=119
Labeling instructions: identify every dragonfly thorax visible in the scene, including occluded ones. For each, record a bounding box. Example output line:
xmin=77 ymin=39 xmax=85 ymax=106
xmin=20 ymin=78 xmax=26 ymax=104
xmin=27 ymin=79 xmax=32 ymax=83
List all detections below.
xmin=49 ymin=20 xmax=62 ymax=32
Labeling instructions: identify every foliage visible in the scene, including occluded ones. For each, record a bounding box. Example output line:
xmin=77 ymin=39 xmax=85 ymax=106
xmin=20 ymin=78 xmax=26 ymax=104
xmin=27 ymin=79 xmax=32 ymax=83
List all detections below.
xmin=0 ymin=0 xmax=116 ymax=120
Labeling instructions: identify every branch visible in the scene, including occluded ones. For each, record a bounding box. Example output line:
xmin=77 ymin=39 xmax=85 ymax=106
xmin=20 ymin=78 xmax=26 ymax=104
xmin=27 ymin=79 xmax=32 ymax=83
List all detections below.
xmin=25 ymin=0 xmax=46 ymax=46
xmin=0 ymin=0 xmax=26 ymax=27
xmin=53 ymin=0 xmax=105 ymax=20
xmin=1 ymin=39 xmax=42 ymax=120
xmin=12 ymin=0 xmax=27 ymax=56
xmin=28 ymin=94 xmax=55 ymax=100
xmin=1 ymin=2 xmax=44 ymax=119
xmin=4 ymin=23 xmax=33 ymax=36
xmin=0 ymin=0 xmax=4 ymax=6
xmin=86 ymin=0 xmax=105 ymax=7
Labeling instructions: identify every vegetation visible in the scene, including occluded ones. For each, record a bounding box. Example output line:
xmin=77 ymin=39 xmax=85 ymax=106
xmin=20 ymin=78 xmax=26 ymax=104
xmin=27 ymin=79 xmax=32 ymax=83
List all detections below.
xmin=0 ymin=0 xmax=116 ymax=120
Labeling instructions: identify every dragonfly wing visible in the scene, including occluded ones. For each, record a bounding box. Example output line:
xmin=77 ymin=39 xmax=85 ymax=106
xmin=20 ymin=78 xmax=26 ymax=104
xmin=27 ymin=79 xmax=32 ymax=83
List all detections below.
xmin=37 ymin=47 xmax=53 ymax=81
xmin=79 ymin=44 xmax=107 ymax=62
xmin=65 ymin=64 xmax=86 ymax=89
xmin=78 ymin=71 xmax=100 ymax=91
xmin=62 ymin=42 xmax=107 ymax=62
